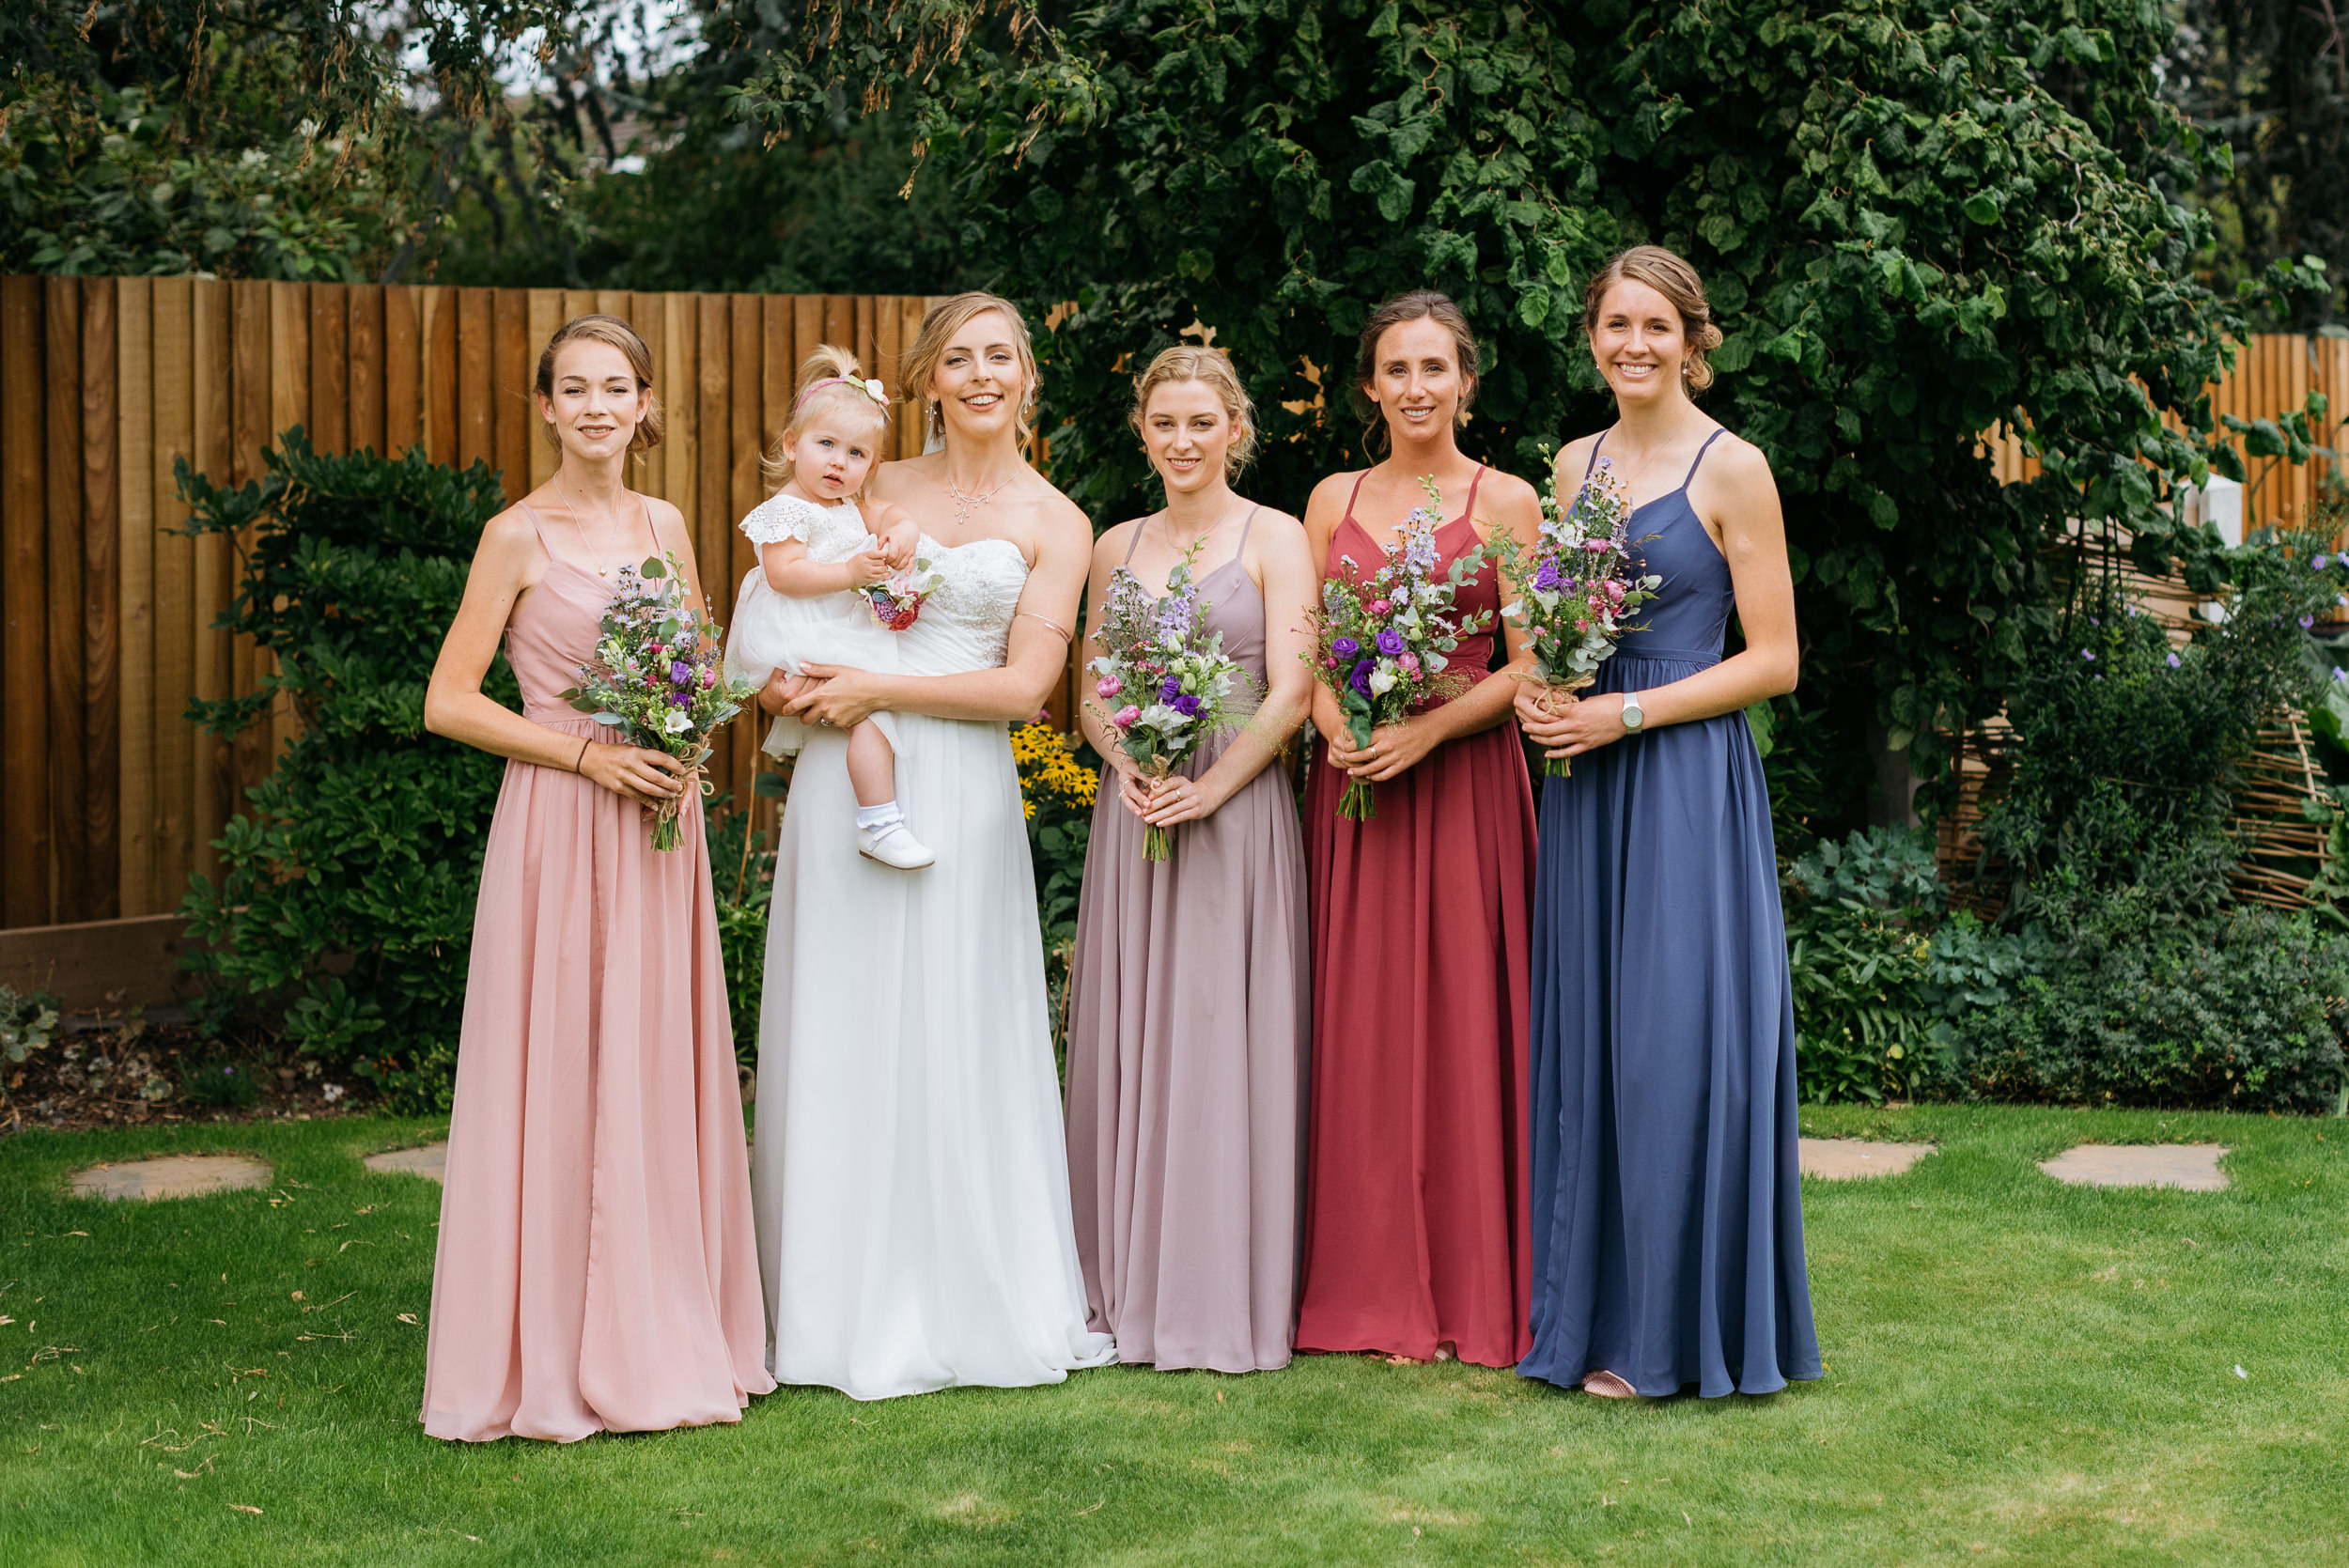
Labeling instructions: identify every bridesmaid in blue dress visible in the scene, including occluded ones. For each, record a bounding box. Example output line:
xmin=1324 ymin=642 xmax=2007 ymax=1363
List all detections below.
xmin=1514 ymin=246 xmax=1821 ymax=1400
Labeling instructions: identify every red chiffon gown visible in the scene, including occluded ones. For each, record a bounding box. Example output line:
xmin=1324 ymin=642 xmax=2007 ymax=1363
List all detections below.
xmin=1296 ymin=465 xmax=1537 ymax=1368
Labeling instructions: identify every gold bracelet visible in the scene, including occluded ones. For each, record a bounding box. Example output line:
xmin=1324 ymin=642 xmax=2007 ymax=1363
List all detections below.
xmin=1015 ymin=610 xmax=1074 ymax=642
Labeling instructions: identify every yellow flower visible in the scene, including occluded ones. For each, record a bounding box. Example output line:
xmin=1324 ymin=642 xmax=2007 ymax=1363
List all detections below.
xmin=1011 ymin=722 xmax=1097 ymax=815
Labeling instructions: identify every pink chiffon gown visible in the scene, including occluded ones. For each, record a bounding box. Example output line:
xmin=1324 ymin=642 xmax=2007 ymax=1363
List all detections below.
xmin=420 ymin=502 xmax=775 ymax=1442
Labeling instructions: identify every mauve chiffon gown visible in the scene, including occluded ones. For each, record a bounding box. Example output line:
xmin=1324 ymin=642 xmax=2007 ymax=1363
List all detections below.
xmin=1296 ymin=466 xmax=1537 ymax=1369
xmin=421 ymin=502 xmax=775 ymax=1442
xmin=1519 ymin=429 xmax=1822 ymax=1398
xmin=1065 ymin=510 xmax=1311 ymax=1373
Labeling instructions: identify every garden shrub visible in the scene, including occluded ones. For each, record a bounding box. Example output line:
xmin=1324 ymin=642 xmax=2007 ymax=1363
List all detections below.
xmin=179 ymin=432 xmax=513 ymax=1112
xmin=706 ymin=789 xmax=778 ymax=1073
xmin=1014 ymin=721 xmax=1099 ymax=1066
xmin=1782 ymin=827 xmax=1944 ymax=1104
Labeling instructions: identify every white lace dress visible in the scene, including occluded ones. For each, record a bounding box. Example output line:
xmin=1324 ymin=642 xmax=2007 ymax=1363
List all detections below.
xmin=749 ymin=526 xmax=1119 ymax=1399
xmin=725 ymin=492 xmax=904 ymax=758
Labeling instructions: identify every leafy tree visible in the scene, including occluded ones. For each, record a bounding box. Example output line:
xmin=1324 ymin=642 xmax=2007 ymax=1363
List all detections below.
xmin=2163 ymin=0 xmax=2349 ymax=328
xmin=741 ymin=0 xmax=2326 ymax=811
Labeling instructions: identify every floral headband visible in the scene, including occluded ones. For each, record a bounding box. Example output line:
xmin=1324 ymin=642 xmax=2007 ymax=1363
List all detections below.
xmin=797 ymin=376 xmax=890 ymax=411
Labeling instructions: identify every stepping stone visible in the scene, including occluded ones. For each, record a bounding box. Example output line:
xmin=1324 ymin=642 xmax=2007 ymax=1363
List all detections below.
xmin=2039 ymin=1143 xmax=2229 ymax=1192
xmin=70 ymin=1154 xmax=272 ymax=1202
xmin=364 ymin=1142 xmax=447 ymax=1182
xmin=1798 ymin=1139 xmax=1937 ymax=1179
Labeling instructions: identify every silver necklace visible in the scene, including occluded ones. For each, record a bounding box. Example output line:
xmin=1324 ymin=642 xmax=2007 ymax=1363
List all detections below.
xmin=561 ymin=479 xmax=623 ymax=578
xmin=1155 ymin=498 xmax=1242 ymax=559
xmin=946 ymin=472 xmax=1016 ymax=530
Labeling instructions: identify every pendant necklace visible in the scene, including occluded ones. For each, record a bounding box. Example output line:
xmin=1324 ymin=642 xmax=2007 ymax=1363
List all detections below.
xmin=562 ymin=479 xmax=621 ymax=577
xmin=946 ymin=472 xmax=1016 ymax=531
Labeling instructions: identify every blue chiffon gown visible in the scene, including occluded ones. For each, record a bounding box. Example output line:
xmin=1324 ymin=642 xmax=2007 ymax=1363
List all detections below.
xmin=1518 ymin=427 xmax=1822 ymax=1399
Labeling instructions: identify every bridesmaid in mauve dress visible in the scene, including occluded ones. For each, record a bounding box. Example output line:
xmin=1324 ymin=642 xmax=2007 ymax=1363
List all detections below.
xmin=1295 ymin=293 xmax=1543 ymax=1369
xmin=1515 ymin=246 xmax=1820 ymax=1400
xmin=1065 ymin=347 xmax=1318 ymax=1373
xmin=418 ymin=315 xmax=773 ymax=1441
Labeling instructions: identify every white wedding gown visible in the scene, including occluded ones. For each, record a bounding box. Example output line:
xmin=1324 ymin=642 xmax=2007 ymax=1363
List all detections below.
xmin=747 ymin=528 xmax=1118 ymax=1400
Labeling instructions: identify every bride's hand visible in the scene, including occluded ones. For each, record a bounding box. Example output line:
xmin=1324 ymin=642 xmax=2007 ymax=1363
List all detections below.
xmin=790 ymin=663 xmax=885 ymax=728
xmin=760 ymin=670 xmax=822 ymax=716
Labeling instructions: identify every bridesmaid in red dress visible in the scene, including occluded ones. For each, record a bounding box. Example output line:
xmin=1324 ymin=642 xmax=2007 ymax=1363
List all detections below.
xmin=1297 ymin=291 xmax=1542 ymax=1367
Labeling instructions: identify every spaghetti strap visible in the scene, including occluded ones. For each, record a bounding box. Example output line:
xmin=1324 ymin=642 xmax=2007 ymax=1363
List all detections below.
xmin=1459 ymin=465 xmax=1485 ymax=521
xmin=638 ymin=493 xmax=659 ymax=558
xmin=1236 ymin=505 xmax=1260 ymax=553
xmin=516 ymin=498 xmax=552 ymax=550
xmin=1341 ymin=471 xmax=1369 ymax=525
xmin=1681 ymin=427 xmax=1728 ymax=489
xmin=1121 ymin=520 xmax=1146 ymax=566
xmin=1580 ymin=432 xmax=1608 ymax=487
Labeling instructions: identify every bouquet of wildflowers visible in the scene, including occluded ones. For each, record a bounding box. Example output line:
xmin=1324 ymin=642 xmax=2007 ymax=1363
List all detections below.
xmin=1086 ymin=544 xmax=1255 ymax=860
xmin=1304 ymin=474 xmax=1493 ymax=820
xmin=559 ymin=552 xmax=758 ymax=850
xmin=861 ymin=555 xmax=944 ymax=631
xmin=1490 ymin=454 xmax=1662 ymax=775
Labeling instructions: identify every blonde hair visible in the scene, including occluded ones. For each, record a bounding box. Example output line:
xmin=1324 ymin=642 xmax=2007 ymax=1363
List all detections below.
xmin=1128 ymin=346 xmax=1258 ymax=478
xmin=899 ymin=291 xmax=1039 ymax=448
xmin=1581 ymin=246 xmax=1726 ymax=392
xmin=761 ymin=344 xmax=893 ymax=492
xmin=535 ymin=315 xmax=663 ymax=452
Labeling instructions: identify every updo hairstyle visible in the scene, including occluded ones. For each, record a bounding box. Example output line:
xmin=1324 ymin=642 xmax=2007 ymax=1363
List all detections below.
xmin=898 ymin=290 xmax=1041 ymax=448
xmin=1580 ymin=246 xmax=1726 ymax=392
xmin=535 ymin=314 xmax=663 ymax=452
xmin=761 ymin=344 xmax=893 ymax=491
xmin=1128 ymin=346 xmax=1259 ymax=478
xmin=1352 ymin=290 xmax=1481 ymax=457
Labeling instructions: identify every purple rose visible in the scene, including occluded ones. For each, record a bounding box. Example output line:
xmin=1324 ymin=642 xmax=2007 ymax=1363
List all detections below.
xmin=1331 ymin=636 xmax=1361 ymax=660
xmin=1532 ymin=559 xmax=1563 ymax=592
xmin=1173 ymin=692 xmax=1202 ymax=717
xmin=1376 ymin=629 xmax=1406 ymax=657
xmin=1160 ymin=675 xmax=1183 ymax=703
xmin=671 ymin=660 xmax=692 ymax=686
xmin=1348 ymin=659 xmax=1375 ymax=695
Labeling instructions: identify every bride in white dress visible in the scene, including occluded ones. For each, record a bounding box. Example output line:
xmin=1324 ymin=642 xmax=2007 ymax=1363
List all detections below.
xmin=749 ymin=292 xmax=1115 ymax=1399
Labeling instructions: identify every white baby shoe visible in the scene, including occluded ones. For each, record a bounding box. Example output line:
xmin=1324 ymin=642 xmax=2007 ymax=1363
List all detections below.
xmin=858 ymin=819 xmax=935 ymax=870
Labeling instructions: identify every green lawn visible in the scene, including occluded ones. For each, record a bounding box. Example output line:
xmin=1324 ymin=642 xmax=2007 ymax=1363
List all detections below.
xmin=0 ymin=1103 xmax=2341 ymax=1566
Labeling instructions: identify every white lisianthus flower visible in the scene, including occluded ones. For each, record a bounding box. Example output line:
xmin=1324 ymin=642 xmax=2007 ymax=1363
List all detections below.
xmin=1368 ymin=663 xmax=1398 ymax=696
xmin=1137 ymin=703 xmax=1192 ymax=735
xmin=662 ymin=708 xmax=693 ymax=735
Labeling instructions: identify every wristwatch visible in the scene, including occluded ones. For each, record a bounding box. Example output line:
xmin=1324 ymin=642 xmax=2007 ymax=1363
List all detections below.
xmin=1620 ymin=691 xmax=1645 ymax=732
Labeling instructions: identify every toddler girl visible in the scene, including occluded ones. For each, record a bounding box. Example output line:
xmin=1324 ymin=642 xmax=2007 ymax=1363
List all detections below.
xmin=727 ymin=346 xmax=934 ymax=869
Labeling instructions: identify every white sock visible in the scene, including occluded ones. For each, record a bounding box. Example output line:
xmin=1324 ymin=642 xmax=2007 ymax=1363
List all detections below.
xmin=856 ymin=801 xmax=902 ymax=831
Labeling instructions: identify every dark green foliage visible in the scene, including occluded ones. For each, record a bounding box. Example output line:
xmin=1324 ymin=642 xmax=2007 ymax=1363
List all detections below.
xmin=180 ymin=1059 xmax=263 ymax=1109
xmin=1782 ymin=827 xmax=1944 ymax=1103
xmin=739 ymin=0 xmax=2326 ymax=812
xmin=179 ymin=433 xmax=513 ymax=1113
xmin=1973 ymin=543 xmax=2347 ymax=927
xmin=1950 ymin=907 xmax=2349 ymax=1113
xmin=704 ymin=790 xmax=777 ymax=1071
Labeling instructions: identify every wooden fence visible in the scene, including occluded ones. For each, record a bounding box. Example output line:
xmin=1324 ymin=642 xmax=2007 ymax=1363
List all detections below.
xmin=1982 ymin=332 xmax=2349 ymax=521
xmin=5 ymin=272 xmax=2347 ymax=935
xmin=0 ymin=276 xmax=955 ymax=931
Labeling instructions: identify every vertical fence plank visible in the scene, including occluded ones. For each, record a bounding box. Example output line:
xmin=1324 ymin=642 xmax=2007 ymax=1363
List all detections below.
xmin=269 ymin=281 xmax=310 ymax=455
xmin=595 ymin=289 xmax=628 ymax=321
xmin=149 ymin=277 xmax=194 ymax=914
xmin=385 ymin=285 xmax=420 ymax=457
xmin=822 ymin=294 xmax=853 ymax=355
xmin=899 ymin=295 xmax=929 ymax=455
xmin=876 ymin=297 xmax=905 ymax=463
xmin=44 ymin=279 xmax=88 ymax=922
xmin=661 ymin=293 xmax=698 ymax=534
xmin=190 ymin=279 xmax=234 ymax=886
xmin=697 ymin=293 xmax=734 ymax=793
xmin=2 ymin=278 xmax=51 ymax=926
xmin=81 ymin=278 xmax=121 ymax=922
xmin=728 ymin=295 xmax=766 ymax=806
xmin=493 ymin=288 xmax=530 ymax=504
xmin=350 ymin=284 xmax=385 ymax=456
xmin=855 ymin=296 xmax=877 ymax=395
xmin=631 ymin=292 xmax=666 ymax=503
xmin=117 ymin=277 xmax=156 ymax=918
xmin=564 ymin=288 xmax=596 ymax=323
xmin=526 ymin=288 xmax=561 ymax=492
xmin=424 ymin=287 xmax=458 ymax=467
xmin=233 ymin=282 xmax=271 ymax=485
xmin=457 ymin=287 xmax=494 ymax=477
xmin=308 ymin=284 xmax=349 ymax=455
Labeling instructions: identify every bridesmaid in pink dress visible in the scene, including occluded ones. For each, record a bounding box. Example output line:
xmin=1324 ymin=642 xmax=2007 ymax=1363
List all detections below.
xmin=418 ymin=315 xmax=774 ymax=1441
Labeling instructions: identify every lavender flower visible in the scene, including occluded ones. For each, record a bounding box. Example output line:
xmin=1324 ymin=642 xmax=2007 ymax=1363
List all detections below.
xmin=1349 ymin=659 xmax=1375 ymax=695
xmin=1332 ymin=636 xmax=1361 ymax=660
xmin=1159 ymin=675 xmax=1184 ymax=703
xmin=2167 ymin=652 xmax=2182 ymax=668
xmin=1376 ymin=629 xmax=1406 ymax=657
xmin=1533 ymin=559 xmax=1563 ymax=592
xmin=1173 ymin=692 xmax=1203 ymax=718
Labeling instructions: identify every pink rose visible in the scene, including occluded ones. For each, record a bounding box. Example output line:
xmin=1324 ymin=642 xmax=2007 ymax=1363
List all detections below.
xmin=1399 ymin=652 xmax=1422 ymax=676
xmin=1112 ymin=705 xmax=1142 ymax=730
xmin=1576 ymin=619 xmax=1589 ymax=631
xmin=1097 ymin=675 xmax=1123 ymax=698
xmin=1369 ymin=598 xmax=1392 ymax=616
